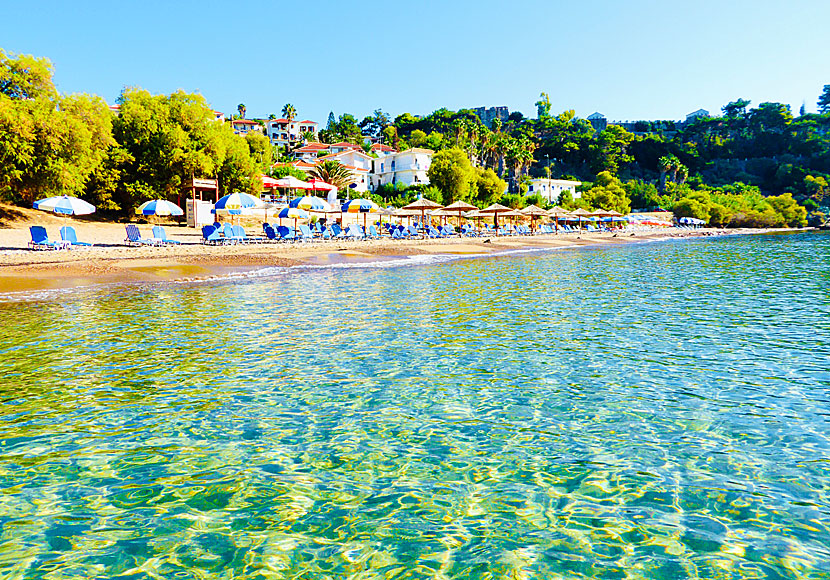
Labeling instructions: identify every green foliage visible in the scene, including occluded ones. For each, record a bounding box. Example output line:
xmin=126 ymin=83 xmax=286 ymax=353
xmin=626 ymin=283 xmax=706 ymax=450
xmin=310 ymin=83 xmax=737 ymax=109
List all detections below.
xmin=0 ymin=49 xmax=56 ymax=100
xmin=426 ymin=147 xmax=476 ymax=205
xmin=580 ymin=172 xmax=632 ymax=214
xmin=319 ymin=113 xmax=361 ymax=144
xmin=268 ymin=165 xmax=307 ymax=181
xmin=245 ymin=131 xmax=272 ymax=170
xmin=473 ymin=168 xmax=507 ymax=206
xmin=535 ymin=92 xmax=551 ymax=119
xmin=308 ymin=159 xmax=354 ymax=190
xmin=558 ymin=189 xmax=574 ymax=208
xmin=0 ymin=53 xmax=115 ymax=205
xmin=817 ymin=85 xmax=830 ymax=114
xmin=589 ymin=125 xmax=635 ymax=174
xmin=113 ymin=87 xmax=258 ymax=210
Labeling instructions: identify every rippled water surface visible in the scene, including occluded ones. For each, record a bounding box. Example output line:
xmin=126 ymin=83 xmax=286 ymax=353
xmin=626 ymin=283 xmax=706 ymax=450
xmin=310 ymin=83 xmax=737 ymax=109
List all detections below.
xmin=1 ymin=232 xmax=829 ymax=579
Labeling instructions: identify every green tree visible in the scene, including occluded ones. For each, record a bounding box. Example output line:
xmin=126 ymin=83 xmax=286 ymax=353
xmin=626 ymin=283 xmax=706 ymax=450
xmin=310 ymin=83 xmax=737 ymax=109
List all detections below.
xmin=472 ymin=167 xmax=507 ymax=206
xmin=237 ymin=103 xmax=246 ymax=119
xmin=427 ymin=147 xmax=476 ymax=204
xmin=817 ymin=85 xmax=830 ymax=114
xmin=535 ymin=92 xmax=552 ymax=119
xmin=767 ymin=192 xmax=807 ymax=227
xmin=114 ymin=88 xmax=257 ymax=209
xmin=0 ymin=52 xmax=115 ymax=205
xmin=245 ymin=131 xmax=272 ymax=170
xmin=282 ymin=103 xmax=296 ymax=122
xmin=0 ymin=49 xmax=56 ymax=100
xmin=589 ymin=125 xmax=634 ymax=174
xmin=580 ymin=171 xmax=632 ymax=214
xmin=722 ymin=98 xmax=751 ymax=118
xmin=308 ymin=160 xmax=354 ymax=190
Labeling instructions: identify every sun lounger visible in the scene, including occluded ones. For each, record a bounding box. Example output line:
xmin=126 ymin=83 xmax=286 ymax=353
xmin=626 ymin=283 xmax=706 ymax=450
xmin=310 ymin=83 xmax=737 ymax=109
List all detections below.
xmin=368 ymin=225 xmax=381 ymax=239
xmin=152 ymin=226 xmax=181 ymax=245
xmin=233 ymin=224 xmax=263 ymax=244
xmin=298 ymin=224 xmax=314 ymax=242
xmin=59 ymin=225 xmax=92 ymax=247
xmin=264 ymin=225 xmax=279 ymax=242
xmin=277 ymin=225 xmax=296 ymax=242
xmin=29 ymin=226 xmax=64 ymax=250
xmin=125 ymin=224 xmax=158 ymax=246
xmin=202 ymin=225 xmax=223 ymax=244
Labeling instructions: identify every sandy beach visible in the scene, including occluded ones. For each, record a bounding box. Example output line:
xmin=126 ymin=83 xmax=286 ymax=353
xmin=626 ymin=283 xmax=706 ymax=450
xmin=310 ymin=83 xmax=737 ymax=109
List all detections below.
xmin=0 ymin=205 xmax=779 ymax=294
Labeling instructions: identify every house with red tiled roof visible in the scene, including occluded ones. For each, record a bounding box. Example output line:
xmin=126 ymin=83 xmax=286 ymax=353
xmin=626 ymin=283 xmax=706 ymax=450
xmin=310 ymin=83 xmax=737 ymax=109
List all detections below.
xmin=317 ymin=149 xmax=373 ymax=192
xmin=266 ymin=118 xmax=318 ymax=148
xmin=370 ymin=143 xmax=396 ymax=156
xmin=231 ymin=119 xmax=264 ymax=135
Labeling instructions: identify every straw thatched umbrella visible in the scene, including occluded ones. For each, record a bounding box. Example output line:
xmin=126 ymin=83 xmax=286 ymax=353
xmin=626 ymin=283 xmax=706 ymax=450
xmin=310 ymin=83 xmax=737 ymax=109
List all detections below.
xmin=402 ymin=198 xmax=443 ymax=231
xmin=443 ymin=200 xmax=477 ymax=228
xmin=479 ymin=203 xmax=512 ymax=232
xmin=547 ymin=207 xmax=572 ymax=232
xmin=568 ymin=207 xmax=592 ymax=230
xmin=520 ymin=204 xmax=548 ymax=232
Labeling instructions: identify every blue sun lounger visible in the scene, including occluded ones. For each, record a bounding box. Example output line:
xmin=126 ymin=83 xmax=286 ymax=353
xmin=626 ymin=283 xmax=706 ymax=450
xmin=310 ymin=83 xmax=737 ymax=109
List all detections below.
xmin=60 ymin=226 xmax=92 ymax=247
xmin=152 ymin=226 xmax=181 ymax=245
xmin=125 ymin=224 xmax=157 ymax=246
xmin=29 ymin=226 xmax=62 ymax=250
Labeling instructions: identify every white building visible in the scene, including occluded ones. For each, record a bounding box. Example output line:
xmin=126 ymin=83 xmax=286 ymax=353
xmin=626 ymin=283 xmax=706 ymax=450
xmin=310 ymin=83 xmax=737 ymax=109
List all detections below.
xmin=317 ymin=149 xmax=373 ymax=192
xmin=371 ymin=148 xmax=433 ymax=190
xmin=266 ymin=118 xmax=318 ymax=148
xmin=527 ymin=178 xmax=582 ymax=203
xmin=231 ymin=119 xmax=264 ymax=135
xmin=685 ymin=109 xmax=710 ymax=123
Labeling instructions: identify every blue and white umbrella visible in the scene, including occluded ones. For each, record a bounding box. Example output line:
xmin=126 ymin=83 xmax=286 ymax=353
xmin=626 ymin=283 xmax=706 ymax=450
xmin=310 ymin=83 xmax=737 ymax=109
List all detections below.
xmin=277 ymin=206 xmax=309 ymax=230
xmin=136 ymin=199 xmax=183 ymax=217
xmin=33 ymin=195 xmax=96 ymax=216
xmin=214 ymin=192 xmax=263 ymax=215
xmin=341 ymin=199 xmax=379 ymax=213
xmin=289 ymin=196 xmax=331 ymax=212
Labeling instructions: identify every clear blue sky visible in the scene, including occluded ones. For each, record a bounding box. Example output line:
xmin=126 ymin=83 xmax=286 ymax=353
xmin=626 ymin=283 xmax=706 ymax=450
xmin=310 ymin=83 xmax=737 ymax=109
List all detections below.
xmin=4 ymin=0 xmax=829 ymax=124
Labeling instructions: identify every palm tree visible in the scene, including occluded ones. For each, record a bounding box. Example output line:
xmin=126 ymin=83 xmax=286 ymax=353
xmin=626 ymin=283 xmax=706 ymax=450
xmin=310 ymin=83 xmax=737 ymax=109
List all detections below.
xmin=309 ymin=160 xmax=354 ymax=190
xmin=282 ymin=103 xmax=297 ymax=122
xmin=237 ymin=103 xmax=246 ymax=119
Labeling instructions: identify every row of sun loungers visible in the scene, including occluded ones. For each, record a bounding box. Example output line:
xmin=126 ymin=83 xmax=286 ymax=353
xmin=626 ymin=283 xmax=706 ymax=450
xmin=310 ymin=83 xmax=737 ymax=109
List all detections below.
xmin=28 ymin=224 xmax=183 ymax=250
xmin=29 ymin=220 xmax=640 ymax=251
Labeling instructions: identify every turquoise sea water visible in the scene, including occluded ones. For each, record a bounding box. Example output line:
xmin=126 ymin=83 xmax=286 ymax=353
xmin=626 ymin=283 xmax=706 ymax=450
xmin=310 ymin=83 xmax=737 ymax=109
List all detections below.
xmin=1 ymin=232 xmax=829 ymax=579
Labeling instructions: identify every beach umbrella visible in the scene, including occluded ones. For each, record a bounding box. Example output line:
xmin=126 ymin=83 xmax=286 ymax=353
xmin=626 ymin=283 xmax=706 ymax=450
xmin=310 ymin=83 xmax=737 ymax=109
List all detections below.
xmin=403 ymin=197 xmax=443 ymax=230
xmin=308 ymin=179 xmax=337 ymax=192
xmin=215 ymin=192 xmax=263 ymax=214
xmin=378 ymin=206 xmax=397 ymax=232
xmin=135 ymin=199 xmax=183 ymax=227
xmin=521 ymin=204 xmax=548 ymax=232
xmin=33 ymin=195 xmax=96 ymax=218
xmin=341 ymin=198 xmax=379 ymax=231
xmin=479 ymin=203 xmax=512 ymax=231
xmin=136 ymin=199 xmax=183 ymax=216
xmin=547 ymin=207 xmax=572 ymax=232
xmin=278 ymin=206 xmax=309 ymax=232
xmin=443 ymin=200 xmax=477 ymax=227
xmin=289 ymin=195 xmax=332 ymax=212
xmin=568 ymin=207 xmax=592 ymax=230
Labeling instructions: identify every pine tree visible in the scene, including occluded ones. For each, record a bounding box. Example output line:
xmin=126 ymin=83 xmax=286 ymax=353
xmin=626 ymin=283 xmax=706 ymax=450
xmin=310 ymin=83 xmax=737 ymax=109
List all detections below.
xmin=326 ymin=111 xmax=336 ymax=131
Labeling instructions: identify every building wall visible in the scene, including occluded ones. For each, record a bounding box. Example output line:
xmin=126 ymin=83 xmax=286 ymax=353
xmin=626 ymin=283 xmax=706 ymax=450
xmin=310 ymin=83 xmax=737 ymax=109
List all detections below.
xmin=527 ymin=178 xmax=582 ymax=203
xmin=372 ymin=150 xmax=432 ymax=189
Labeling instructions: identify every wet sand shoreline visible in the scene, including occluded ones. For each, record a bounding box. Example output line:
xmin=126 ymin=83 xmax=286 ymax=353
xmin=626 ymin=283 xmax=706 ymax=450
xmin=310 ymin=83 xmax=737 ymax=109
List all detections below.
xmin=0 ymin=221 xmax=790 ymax=296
